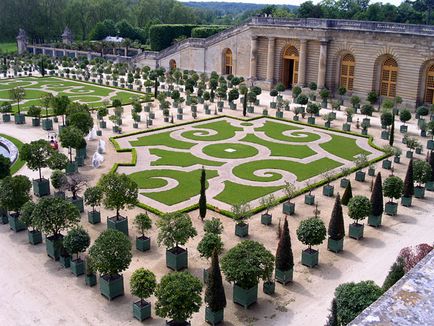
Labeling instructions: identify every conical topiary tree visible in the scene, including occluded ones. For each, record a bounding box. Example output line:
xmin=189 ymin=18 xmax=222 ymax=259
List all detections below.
xmin=275 ymin=217 xmax=294 ymax=284
xmin=341 ymin=181 xmax=353 ymax=206
xmin=199 ymin=167 xmax=206 ymax=221
xmin=402 ymin=159 xmax=414 ymax=207
xmin=369 ymin=172 xmax=383 ymax=227
xmin=428 ymin=151 xmax=434 ymax=191
xmin=205 ymin=250 xmax=227 ymax=324
xmin=327 ymin=194 xmax=345 ymax=253
xmin=389 ymin=119 xmax=395 ymax=146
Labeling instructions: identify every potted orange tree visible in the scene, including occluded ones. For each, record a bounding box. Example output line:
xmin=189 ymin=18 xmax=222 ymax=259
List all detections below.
xmin=130 ymin=268 xmax=157 ymax=321
xmin=297 ymin=217 xmax=326 ymax=267
xmin=134 ymin=212 xmax=152 ymax=252
xmin=348 ymin=196 xmax=371 ymax=240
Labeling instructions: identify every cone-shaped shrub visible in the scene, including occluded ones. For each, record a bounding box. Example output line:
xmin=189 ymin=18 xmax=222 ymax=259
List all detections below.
xmin=205 ymin=250 xmax=227 ymax=312
xmin=199 ymin=167 xmax=206 ymax=220
xmin=328 ymin=194 xmax=345 ymax=240
xmin=389 ymin=120 xmax=395 ymax=146
xmin=341 ymin=181 xmax=353 ymax=206
xmin=275 ymin=217 xmax=294 ymax=271
xmin=370 ymin=173 xmax=383 ymax=216
xmin=403 ymin=159 xmax=414 ymax=197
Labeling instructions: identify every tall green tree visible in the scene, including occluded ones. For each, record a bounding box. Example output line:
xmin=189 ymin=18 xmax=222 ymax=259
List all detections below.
xmin=328 ymin=194 xmax=345 ymax=241
xmin=275 ymin=217 xmax=294 ymax=272
xmin=199 ymin=167 xmax=207 ymax=221
xmin=205 ymin=250 xmax=227 ymax=313
xmin=370 ymin=173 xmax=384 ymax=217
xmin=403 ymin=159 xmax=414 ymax=197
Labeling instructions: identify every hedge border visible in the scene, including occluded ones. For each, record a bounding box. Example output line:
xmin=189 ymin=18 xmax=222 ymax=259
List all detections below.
xmin=109 ymin=114 xmax=388 ymax=218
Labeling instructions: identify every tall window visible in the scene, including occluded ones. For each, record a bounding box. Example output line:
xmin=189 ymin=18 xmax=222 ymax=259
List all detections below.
xmin=380 ymin=57 xmax=398 ymax=97
xmin=340 ymin=54 xmax=355 ymax=91
xmin=425 ymin=65 xmax=434 ymax=104
xmin=224 ymin=49 xmax=233 ymax=75
xmin=169 ymin=59 xmax=176 ymax=70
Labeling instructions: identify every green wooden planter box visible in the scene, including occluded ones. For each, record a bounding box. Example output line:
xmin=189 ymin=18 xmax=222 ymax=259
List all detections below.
xmin=426 ymin=181 xmax=434 ymax=191
xmin=205 ymin=307 xmax=224 ymax=325
xmin=293 ymin=115 xmax=299 ymax=121
xmin=368 ymin=214 xmax=382 ymax=227
xmin=361 ymin=129 xmax=368 ymax=135
xmin=355 ymin=171 xmax=366 ymax=182
xmin=75 ymin=155 xmax=84 ymax=167
xmin=8 ymin=214 xmax=26 ymax=232
xmin=247 ymin=106 xmax=254 ymax=113
xmin=136 ymin=236 xmax=151 ymax=252
xmin=262 ymin=109 xmax=268 ymax=116
xmin=96 ymin=130 xmax=102 ymax=136
xmin=42 ymin=118 xmax=53 ymax=130
xmin=394 ymin=156 xmax=400 ymax=163
xmin=66 ymin=161 xmax=78 ymax=174
xmin=14 ymin=113 xmax=26 ymax=124
xmin=2 ymin=114 xmax=11 ymax=122
xmin=304 ymin=194 xmax=315 ymax=205
xmin=270 ymin=102 xmax=276 ymax=108
xmin=28 ymin=230 xmax=43 ymax=245
xmin=59 ymin=255 xmax=71 ymax=268
xmin=401 ymin=196 xmax=412 ymax=207
xmin=133 ymin=301 xmax=151 ymax=321
xmin=71 ymin=259 xmax=85 ymax=276
xmin=133 ymin=122 xmax=139 ymax=128
xmin=233 ymin=284 xmax=258 ymax=308
xmin=100 ymin=274 xmax=124 ymax=300
xmin=342 ymin=123 xmax=351 ymax=131
xmin=349 ymin=223 xmax=364 ymax=240
xmin=149 ymin=113 xmax=155 ymax=119
xmin=235 ymin=223 xmax=249 ymax=237
xmin=276 ymin=111 xmax=283 ymax=118
xmin=69 ymin=196 xmax=84 ymax=213
xmin=46 ymin=235 xmax=63 ymax=260
xmin=307 ymin=116 xmax=315 ymax=124
xmin=427 ymin=140 xmax=434 ymax=150
xmin=33 ymin=178 xmax=50 ymax=197
xmin=340 ymin=178 xmax=350 ymax=188
xmin=261 ymin=213 xmax=272 ymax=225
xmin=85 ymin=274 xmax=97 ymax=287
xmin=1 ymin=214 xmax=8 ymax=224
xmin=400 ymin=125 xmax=408 ymax=133
xmin=301 ymin=249 xmax=319 ymax=268
xmin=416 ymin=147 xmax=422 ymax=155
xmin=325 ymin=121 xmax=331 ymax=128
xmin=32 ymin=118 xmax=40 ymax=127
xmin=385 ymin=202 xmax=398 ymax=216
xmin=382 ymin=160 xmax=392 ymax=170
xmin=275 ymin=268 xmax=293 ymax=285
xmin=166 ymin=247 xmax=188 ymax=271
xmin=88 ymin=211 xmax=101 ymax=224
xmin=99 ymin=120 xmax=106 ymax=128
xmin=381 ymin=130 xmax=389 ymax=140
xmin=327 ymin=237 xmax=344 ymax=253
xmin=414 ymin=186 xmax=425 ymax=199
xmin=263 ymin=281 xmax=275 ymax=295
xmin=282 ymin=202 xmax=295 ymax=215
xmin=107 ymin=216 xmax=129 ymax=236
xmin=362 ymin=118 xmax=370 ymax=127
xmin=323 ymin=185 xmax=334 ymax=197
xmin=368 ymin=167 xmax=375 ymax=177
xmin=177 ymin=114 xmax=183 ymax=120
xmin=346 ymin=116 xmax=353 ymax=123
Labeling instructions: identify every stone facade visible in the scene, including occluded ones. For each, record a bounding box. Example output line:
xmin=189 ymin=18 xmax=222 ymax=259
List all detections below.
xmin=135 ymin=17 xmax=434 ymax=108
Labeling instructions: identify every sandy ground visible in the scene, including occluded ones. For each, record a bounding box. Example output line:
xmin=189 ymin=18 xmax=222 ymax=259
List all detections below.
xmin=0 ymin=89 xmax=433 ymax=326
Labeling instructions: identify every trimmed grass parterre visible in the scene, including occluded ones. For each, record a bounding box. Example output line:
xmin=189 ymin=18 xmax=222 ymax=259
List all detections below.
xmin=202 ymin=143 xmax=259 ymax=159
xmin=255 ymin=120 xmax=321 ymax=142
xmin=150 ymin=148 xmax=223 ymax=167
xmin=319 ymin=134 xmax=371 ymax=161
xmin=214 ymin=181 xmax=282 ymax=205
xmin=181 ymin=120 xmax=243 ymax=141
xmin=0 ymin=133 xmax=25 ymax=175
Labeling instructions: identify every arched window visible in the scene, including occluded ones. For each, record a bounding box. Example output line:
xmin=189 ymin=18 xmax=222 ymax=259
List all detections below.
xmin=425 ymin=64 xmax=434 ymax=104
xmin=340 ymin=54 xmax=355 ymax=91
xmin=380 ymin=57 xmax=398 ymax=97
xmin=224 ymin=49 xmax=233 ymax=75
xmin=169 ymin=59 xmax=176 ymax=70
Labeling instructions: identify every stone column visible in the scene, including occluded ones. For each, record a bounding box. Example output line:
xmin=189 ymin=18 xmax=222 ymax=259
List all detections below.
xmin=249 ymin=36 xmax=258 ymax=80
xmin=298 ymin=39 xmax=307 ymax=87
xmin=317 ymin=40 xmax=328 ymax=89
xmin=266 ymin=37 xmax=275 ymax=82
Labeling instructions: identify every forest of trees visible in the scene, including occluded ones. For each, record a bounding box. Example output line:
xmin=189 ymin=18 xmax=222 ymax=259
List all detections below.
xmin=0 ymin=0 xmax=433 ymax=43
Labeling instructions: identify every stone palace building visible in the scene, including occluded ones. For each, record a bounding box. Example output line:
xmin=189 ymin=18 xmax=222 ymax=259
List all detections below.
xmin=23 ymin=17 xmax=434 ymax=107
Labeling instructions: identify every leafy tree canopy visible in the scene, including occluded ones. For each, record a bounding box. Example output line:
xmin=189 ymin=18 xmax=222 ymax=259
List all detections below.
xmin=130 ymin=268 xmax=157 ymax=302
xmin=157 ymin=212 xmax=197 ymax=249
xmin=0 ymin=175 xmax=31 ymax=214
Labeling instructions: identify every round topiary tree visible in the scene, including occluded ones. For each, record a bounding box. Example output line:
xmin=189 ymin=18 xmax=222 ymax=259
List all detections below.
xmin=413 ymin=159 xmax=432 ymax=198
xmin=130 ymin=268 xmax=157 ymax=321
xmin=399 ymin=108 xmax=412 ymax=125
xmin=84 ymin=186 xmax=103 ymax=224
xmin=0 ymin=154 xmax=11 ymax=179
xmin=63 ymin=225 xmax=90 ymax=261
xmin=155 ymin=271 xmax=203 ymax=325
xmin=134 ymin=212 xmax=152 ymax=252
xmin=47 ymin=151 xmax=69 ymax=171
xmin=383 ymin=175 xmax=404 ymax=216
xmin=59 ymin=125 xmax=84 ymax=163
xmin=348 ymin=196 xmax=371 ymax=225
xmin=0 ymin=175 xmax=31 ymax=220
xmin=231 ymin=202 xmax=252 ymax=237
xmin=296 ymin=217 xmax=326 ymax=267
xmin=89 ymin=229 xmax=132 ymax=300
xmin=221 ymin=240 xmax=274 ymax=307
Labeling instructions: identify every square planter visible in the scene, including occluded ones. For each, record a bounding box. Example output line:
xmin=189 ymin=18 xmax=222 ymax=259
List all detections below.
xmin=414 ymin=186 xmax=425 ymax=199
xmin=385 ymin=202 xmax=398 ymax=216
xmin=304 ymin=194 xmax=315 ymax=205
xmin=282 ymin=202 xmax=295 ymax=215
xmin=75 ymin=156 xmax=84 ymax=167
xmin=99 ymin=120 xmax=106 ymax=129
xmin=14 ymin=113 xmax=26 ymax=124
xmin=60 ymin=255 xmax=71 ymax=268
xmin=69 ymin=196 xmax=84 ymax=213
xmin=233 ymin=284 xmax=258 ymax=308
xmin=301 ymin=249 xmax=319 ymax=268
xmin=368 ymin=215 xmax=382 ymax=227
xmin=33 ymin=178 xmax=50 ymax=197
xmin=100 ymin=274 xmax=124 ymax=300
xmin=308 ymin=117 xmax=315 ymax=124
xmin=96 ymin=130 xmax=102 ymax=136
xmin=133 ymin=122 xmax=139 ymax=128
xmin=346 ymin=116 xmax=353 ymax=123
xmin=426 ymin=181 xmax=434 ymax=191
xmin=205 ymin=307 xmax=224 ymax=325
xmin=261 ymin=213 xmax=272 ymax=225
xmin=327 ymin=238 xmax=344 ymax=253
xmin=416 ymin=147 xmax=422 ymax=155
xmin=382 ymin=159 xmax=392 ymax=170
xmin=263 ymin=281 xmax=275 ymax=295
xmin=136 ymin=236 xmax=151 ymax=252
xmin=361 ymin=129 xmax=368 ymax=135
xmin=322 ymin=185 xmax=334 ymax=197
xmin=85 ymin=274 xmax=97 ymax=287
xmin=66 ymin=161 xmax=78 ymax=174
xmin=349 ymin=223 xmax=364 ymax=240
xmin=32 ymin=118 xmax=40 ymax=127
xmin=235 ymin=223 xmax=249 ymax=237
xmin=8 ymin=214 xmax=26 ymax=232
xmin=71 ymin=259 xmax=85 ymax=276
xmin=406 ymin=151 xmax=413 ymax=159
xmin=400 ymin=125 xmax=408 ymax=133
xmin=293 ymin=115 xmax=299 ymax=121
xmin=166 ymin=247 xmax=188 ymax=271
xmin=394 ymin=156 xmax=400 ymax=164
xmin=107 ymin=216 xmax=128 ymax=236
xmin=2 ymin=114 xmax=11 ymax=122
xmin=275 ymin=111 xmax=283 ymax=118
xmin=133 ymin=301 xmax=151 ymax=321
xmin=355 ymin=171 xmax=366 ymax=182
xmin=401 ymin=196 xmax=412 ymax=207
xmin=325 ymin=121 xmax=331 ymax=128
xmin=342 ymin=123 xmax=351 ymax=132
xmin=42 ymin=118 xmax=53 ymax=130
xmin=46 ymin=235 xmax=63 ymax=260
xmin=177 ymin=114 xmax=183 ymax=120
xmin=247 ymin=107 xmax=254 ymax=113
xmin=340 ymin=178 xmax=350 ymax=189
xmin=381 ymin=130 xmax=390 ymax=140
xmin=427 ymin=140 xmax=434 ymax=150
xmin=362 ymin=118 xmax=370 ymax=127
xmin=275 ymin=268 xmax=293 ymax=285
xmin=28 ymin=230 xmax=43 ymax=245
xmin=270 ymin=102 xmax=276 ymax=109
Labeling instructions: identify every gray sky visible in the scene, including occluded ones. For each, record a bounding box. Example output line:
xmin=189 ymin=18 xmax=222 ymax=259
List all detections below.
xmin=179 ymin=0 xmax=403 ymax=7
